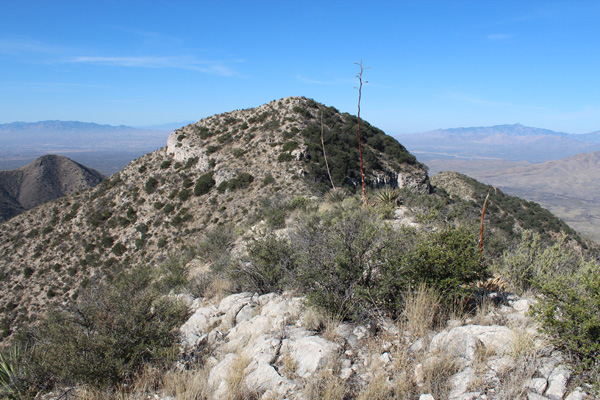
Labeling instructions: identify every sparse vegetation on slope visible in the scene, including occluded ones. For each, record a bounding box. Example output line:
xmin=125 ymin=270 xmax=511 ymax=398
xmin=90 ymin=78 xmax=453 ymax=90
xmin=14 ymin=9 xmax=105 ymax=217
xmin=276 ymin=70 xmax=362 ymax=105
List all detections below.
xmin=1 ymin=97 xmax=599 ymax=399
xmin=0 ymin=97 xmax=428 ymax=342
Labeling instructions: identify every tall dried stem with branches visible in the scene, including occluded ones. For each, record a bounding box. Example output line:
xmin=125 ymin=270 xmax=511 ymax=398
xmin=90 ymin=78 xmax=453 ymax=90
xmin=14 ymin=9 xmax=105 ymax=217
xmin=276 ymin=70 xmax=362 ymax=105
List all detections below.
xmin=479 ymin=187 xmax=497 ymax=258
xmin=320 ymin=111 xmax=336 ymax=189
xmin=355 ymin=60 xmax=369 ymax=206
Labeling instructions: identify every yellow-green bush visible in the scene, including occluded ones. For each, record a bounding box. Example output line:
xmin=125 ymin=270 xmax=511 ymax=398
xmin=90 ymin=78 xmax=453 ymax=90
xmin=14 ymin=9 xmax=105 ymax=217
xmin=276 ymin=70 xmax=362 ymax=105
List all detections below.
xmin=24 ymin=266 xmax=188 ymax=388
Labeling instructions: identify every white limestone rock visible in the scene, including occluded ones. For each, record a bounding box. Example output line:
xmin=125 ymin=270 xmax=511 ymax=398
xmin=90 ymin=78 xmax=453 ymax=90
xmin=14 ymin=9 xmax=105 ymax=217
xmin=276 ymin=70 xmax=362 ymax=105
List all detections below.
xmin=526 ymin=378 xmax=549 ymax=395
xmin=286 ymin=336 xmax=340 ymax=378
xmin=179 ymin=305 xmax=218 ymax=348
xmin=545 ymin=365 xmax=571 ymax=400
xmin=448 ymin=367 xmax=475 ymax=399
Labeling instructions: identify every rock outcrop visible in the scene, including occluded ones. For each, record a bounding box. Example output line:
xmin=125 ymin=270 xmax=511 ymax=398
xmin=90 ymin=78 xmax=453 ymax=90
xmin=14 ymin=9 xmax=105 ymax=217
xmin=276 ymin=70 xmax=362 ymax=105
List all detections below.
xmin=175 ymin=291 xmax=591 ymax=400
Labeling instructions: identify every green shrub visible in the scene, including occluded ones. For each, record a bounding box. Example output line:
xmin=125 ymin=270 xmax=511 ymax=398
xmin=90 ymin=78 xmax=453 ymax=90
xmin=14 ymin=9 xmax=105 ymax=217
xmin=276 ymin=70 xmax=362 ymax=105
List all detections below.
xmin=27 ymin=266 xmax=188 ymax=388
xmin=262 ymin=174 xmax=276 ymax=186
xmin=495 ymin=231 xmax=581 ymax=294
xmin=282 ymin=141 xmax=299 ymax=152
xmin=196 ymin=225 xmax=235 ymax=272
xmin=197 ymin=126 xmax=212 ymax=139
xmin=231 ymin=234 xmax=295 ymax=294
xmin=403 ymin=227 xmax=484 ymax=295
xmin=277 ymin=152 xmax=294 ymax=162
xmin=184 ymin=156 xmax=198 ymax=169
xmin=232 ymin=148 xmax=245 ymax=158
xmin=160 ymin=160 xmax=172 ymax=170
xmin=287 ymin=201 xmax=485 ymax=320
xmin=144 ymin=177 xmax=158 ymax=194
xmin=533 ymin=260 xmax=600 ymax=371
xmin=100 ymin=235 xmax=114 ymax=248
xmin=178 ymin=189 xmax=191 ymax=202
xmin=217 ymin=173 xmax=254 ymax=193
xmin=182 ymin=177 xmax=193 ymax=188
xmin=206 ymin=145 xmax=220 ymax=154
xmin=194 ymin=172 xmax=215 ymax=196
xmin=253 ymin=196 xmax=292 ymax=229
xmin=111 ymin=243 xmax=127 ymax=256
xmin=292 ymin=202 xmax=383 ymax=318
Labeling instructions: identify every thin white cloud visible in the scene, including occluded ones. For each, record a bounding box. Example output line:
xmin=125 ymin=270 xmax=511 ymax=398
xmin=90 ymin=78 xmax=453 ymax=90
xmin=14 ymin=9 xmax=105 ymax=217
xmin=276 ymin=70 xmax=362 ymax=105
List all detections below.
xmin=487 ymin=33 xmax=512 ymax=40
xmin=0 ymin=81 xmax=109 ymax=92
xmin=0 ymin=37 xmax=242 ymax=77
xmin=0 ymin=38 xmax=68 ymax=55
xmin=67 ymin=55 xmax=242 ymax=76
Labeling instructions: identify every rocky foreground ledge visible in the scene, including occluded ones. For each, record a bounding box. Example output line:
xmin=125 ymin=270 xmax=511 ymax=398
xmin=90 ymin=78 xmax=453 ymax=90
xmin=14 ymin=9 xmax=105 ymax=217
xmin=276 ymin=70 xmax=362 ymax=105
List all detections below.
xmin=162 ymin=291 xmax=594 ymax=400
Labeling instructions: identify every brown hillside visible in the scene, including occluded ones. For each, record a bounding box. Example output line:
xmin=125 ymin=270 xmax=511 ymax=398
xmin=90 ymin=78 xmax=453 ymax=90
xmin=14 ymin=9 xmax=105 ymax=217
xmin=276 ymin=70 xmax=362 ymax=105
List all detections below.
xmin=0 ymin=154 xmax=105 ymax=222
xmin=0 ymin=97 xmax=428 ymax=337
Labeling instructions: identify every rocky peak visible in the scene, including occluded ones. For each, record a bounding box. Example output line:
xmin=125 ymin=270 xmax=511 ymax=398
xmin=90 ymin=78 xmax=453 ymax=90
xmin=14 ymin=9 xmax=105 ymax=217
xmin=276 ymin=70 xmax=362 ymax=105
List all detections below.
xmin=0 ymin=97 xmax=428 ymax=338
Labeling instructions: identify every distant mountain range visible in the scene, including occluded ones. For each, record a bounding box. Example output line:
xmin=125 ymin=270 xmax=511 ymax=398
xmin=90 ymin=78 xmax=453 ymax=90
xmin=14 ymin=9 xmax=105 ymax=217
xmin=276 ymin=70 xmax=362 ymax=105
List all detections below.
xmin=396 ymin=123 xmax=600 ymax=163
xmin=0 ymin=120 xmax=173 ymax=175
xmin=0 ymin=154 xmax=104 ymax=222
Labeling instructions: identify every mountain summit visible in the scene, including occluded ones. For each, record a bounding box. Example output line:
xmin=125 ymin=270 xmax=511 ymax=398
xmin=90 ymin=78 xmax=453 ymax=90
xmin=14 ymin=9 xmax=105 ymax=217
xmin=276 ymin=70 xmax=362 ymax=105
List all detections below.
xmin=0 ymin=96 xmax=429 ymax=331
xmin=0 ymin=154 xmax=105 ymax=222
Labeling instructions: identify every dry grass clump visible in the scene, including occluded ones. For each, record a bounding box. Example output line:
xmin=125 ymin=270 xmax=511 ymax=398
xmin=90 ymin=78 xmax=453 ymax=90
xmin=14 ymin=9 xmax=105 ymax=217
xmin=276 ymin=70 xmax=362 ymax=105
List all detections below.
xmin=302 ymin=307 xmax=326 ymax=331
xmin=205 ymin=277 xmax=233 ymax=302
xmin=163 ymin=364 xmax=211 ymax=400
xmin=420 ymin=352 xmax=460 ymax=400
xmin=403 ymin=284 xmax=443 ymax=337
xmin=226 ymin=354 xmax=261 ymax=400
xmin=510 ymin=327 xmax=541 ymax=359
xmin=303 ymin=359 xmax=347 ymax=400
xmin=279 ymin=353 xmax=298 ymax=378
xmin=74 ymin=365 xmax=164 ymax=400
xmin=322 ymin=316 xmax=342 ymax=342
xmin=495 ymin=354 xmax=537 ymax=399
xmin=357 ymin=372 xmax=394 ymax=400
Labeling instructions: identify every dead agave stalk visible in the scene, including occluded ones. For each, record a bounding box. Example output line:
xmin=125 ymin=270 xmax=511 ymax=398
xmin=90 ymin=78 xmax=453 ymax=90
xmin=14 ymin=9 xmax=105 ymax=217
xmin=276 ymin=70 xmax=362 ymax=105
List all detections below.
xmin=355 ymin=60 xmax=369 ymax=206
xmin=321 ymin=111 xmax=335 ymax=189
xmin=479 ymin=186 xmax=497 ymax=257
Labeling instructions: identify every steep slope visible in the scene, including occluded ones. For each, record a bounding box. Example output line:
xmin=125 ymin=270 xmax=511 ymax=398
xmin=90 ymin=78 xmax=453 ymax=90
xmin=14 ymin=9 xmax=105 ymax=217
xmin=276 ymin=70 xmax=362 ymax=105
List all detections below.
xmin=429 ymin=171 xmax=585 ymax=246
xmin=0 ymin=154 xmax=105 ymax=221
xmin=426 ymin=152 xmax=600 ymax=242
xmin=0 ymin=97 xmax=428 ymax=337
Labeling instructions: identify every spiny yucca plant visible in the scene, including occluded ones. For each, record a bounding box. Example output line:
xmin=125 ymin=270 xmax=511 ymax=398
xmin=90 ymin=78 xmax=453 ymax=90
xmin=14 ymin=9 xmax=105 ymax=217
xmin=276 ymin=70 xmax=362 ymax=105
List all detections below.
xmin=0 ymin=347 xmax=21 ymax=399
xmin=325 ymin=187 xmax=350 ymax=203
xmin=373 ymin=186 xmax=400 ymax=206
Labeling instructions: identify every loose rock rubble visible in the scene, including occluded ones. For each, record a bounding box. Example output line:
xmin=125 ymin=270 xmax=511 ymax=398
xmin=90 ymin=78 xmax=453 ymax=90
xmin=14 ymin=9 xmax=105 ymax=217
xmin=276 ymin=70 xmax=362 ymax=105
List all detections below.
xmin=175 ymin=292 xmax=595 ymax=400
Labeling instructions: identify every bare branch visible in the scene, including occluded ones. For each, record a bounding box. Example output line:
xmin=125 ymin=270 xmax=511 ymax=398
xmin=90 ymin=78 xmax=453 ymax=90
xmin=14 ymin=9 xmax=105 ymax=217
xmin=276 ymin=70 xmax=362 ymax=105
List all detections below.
xmin=355 ymin=59 xmax=369 ymax=206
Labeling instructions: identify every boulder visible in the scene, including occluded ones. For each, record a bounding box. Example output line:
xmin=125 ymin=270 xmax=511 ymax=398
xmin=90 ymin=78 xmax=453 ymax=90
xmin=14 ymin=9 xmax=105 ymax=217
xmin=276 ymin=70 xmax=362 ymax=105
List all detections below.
xmin=285 ymin=336 xmax=340 ymax=377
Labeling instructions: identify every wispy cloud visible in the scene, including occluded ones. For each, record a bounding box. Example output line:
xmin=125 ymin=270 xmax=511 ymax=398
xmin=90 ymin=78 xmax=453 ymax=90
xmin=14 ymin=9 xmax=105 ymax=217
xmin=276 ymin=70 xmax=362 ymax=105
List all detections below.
xmin=67 ymin=55 xmax=242 ymax=76
xmin=0 ymin=81 xmax=109 ymax=92
xmin=0 ymin=38 xmax=68 ymax=55
xmin=0 ymin=37 xmax=243 ymax=77
xmin=487 ymin=33 xmax=512 ymax=41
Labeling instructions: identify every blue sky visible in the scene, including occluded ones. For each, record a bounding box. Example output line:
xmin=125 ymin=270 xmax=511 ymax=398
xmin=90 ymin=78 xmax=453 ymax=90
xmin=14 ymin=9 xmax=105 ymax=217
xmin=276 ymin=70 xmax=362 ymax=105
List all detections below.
xmin=1 ymin=0 xmax=599 ymax=134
